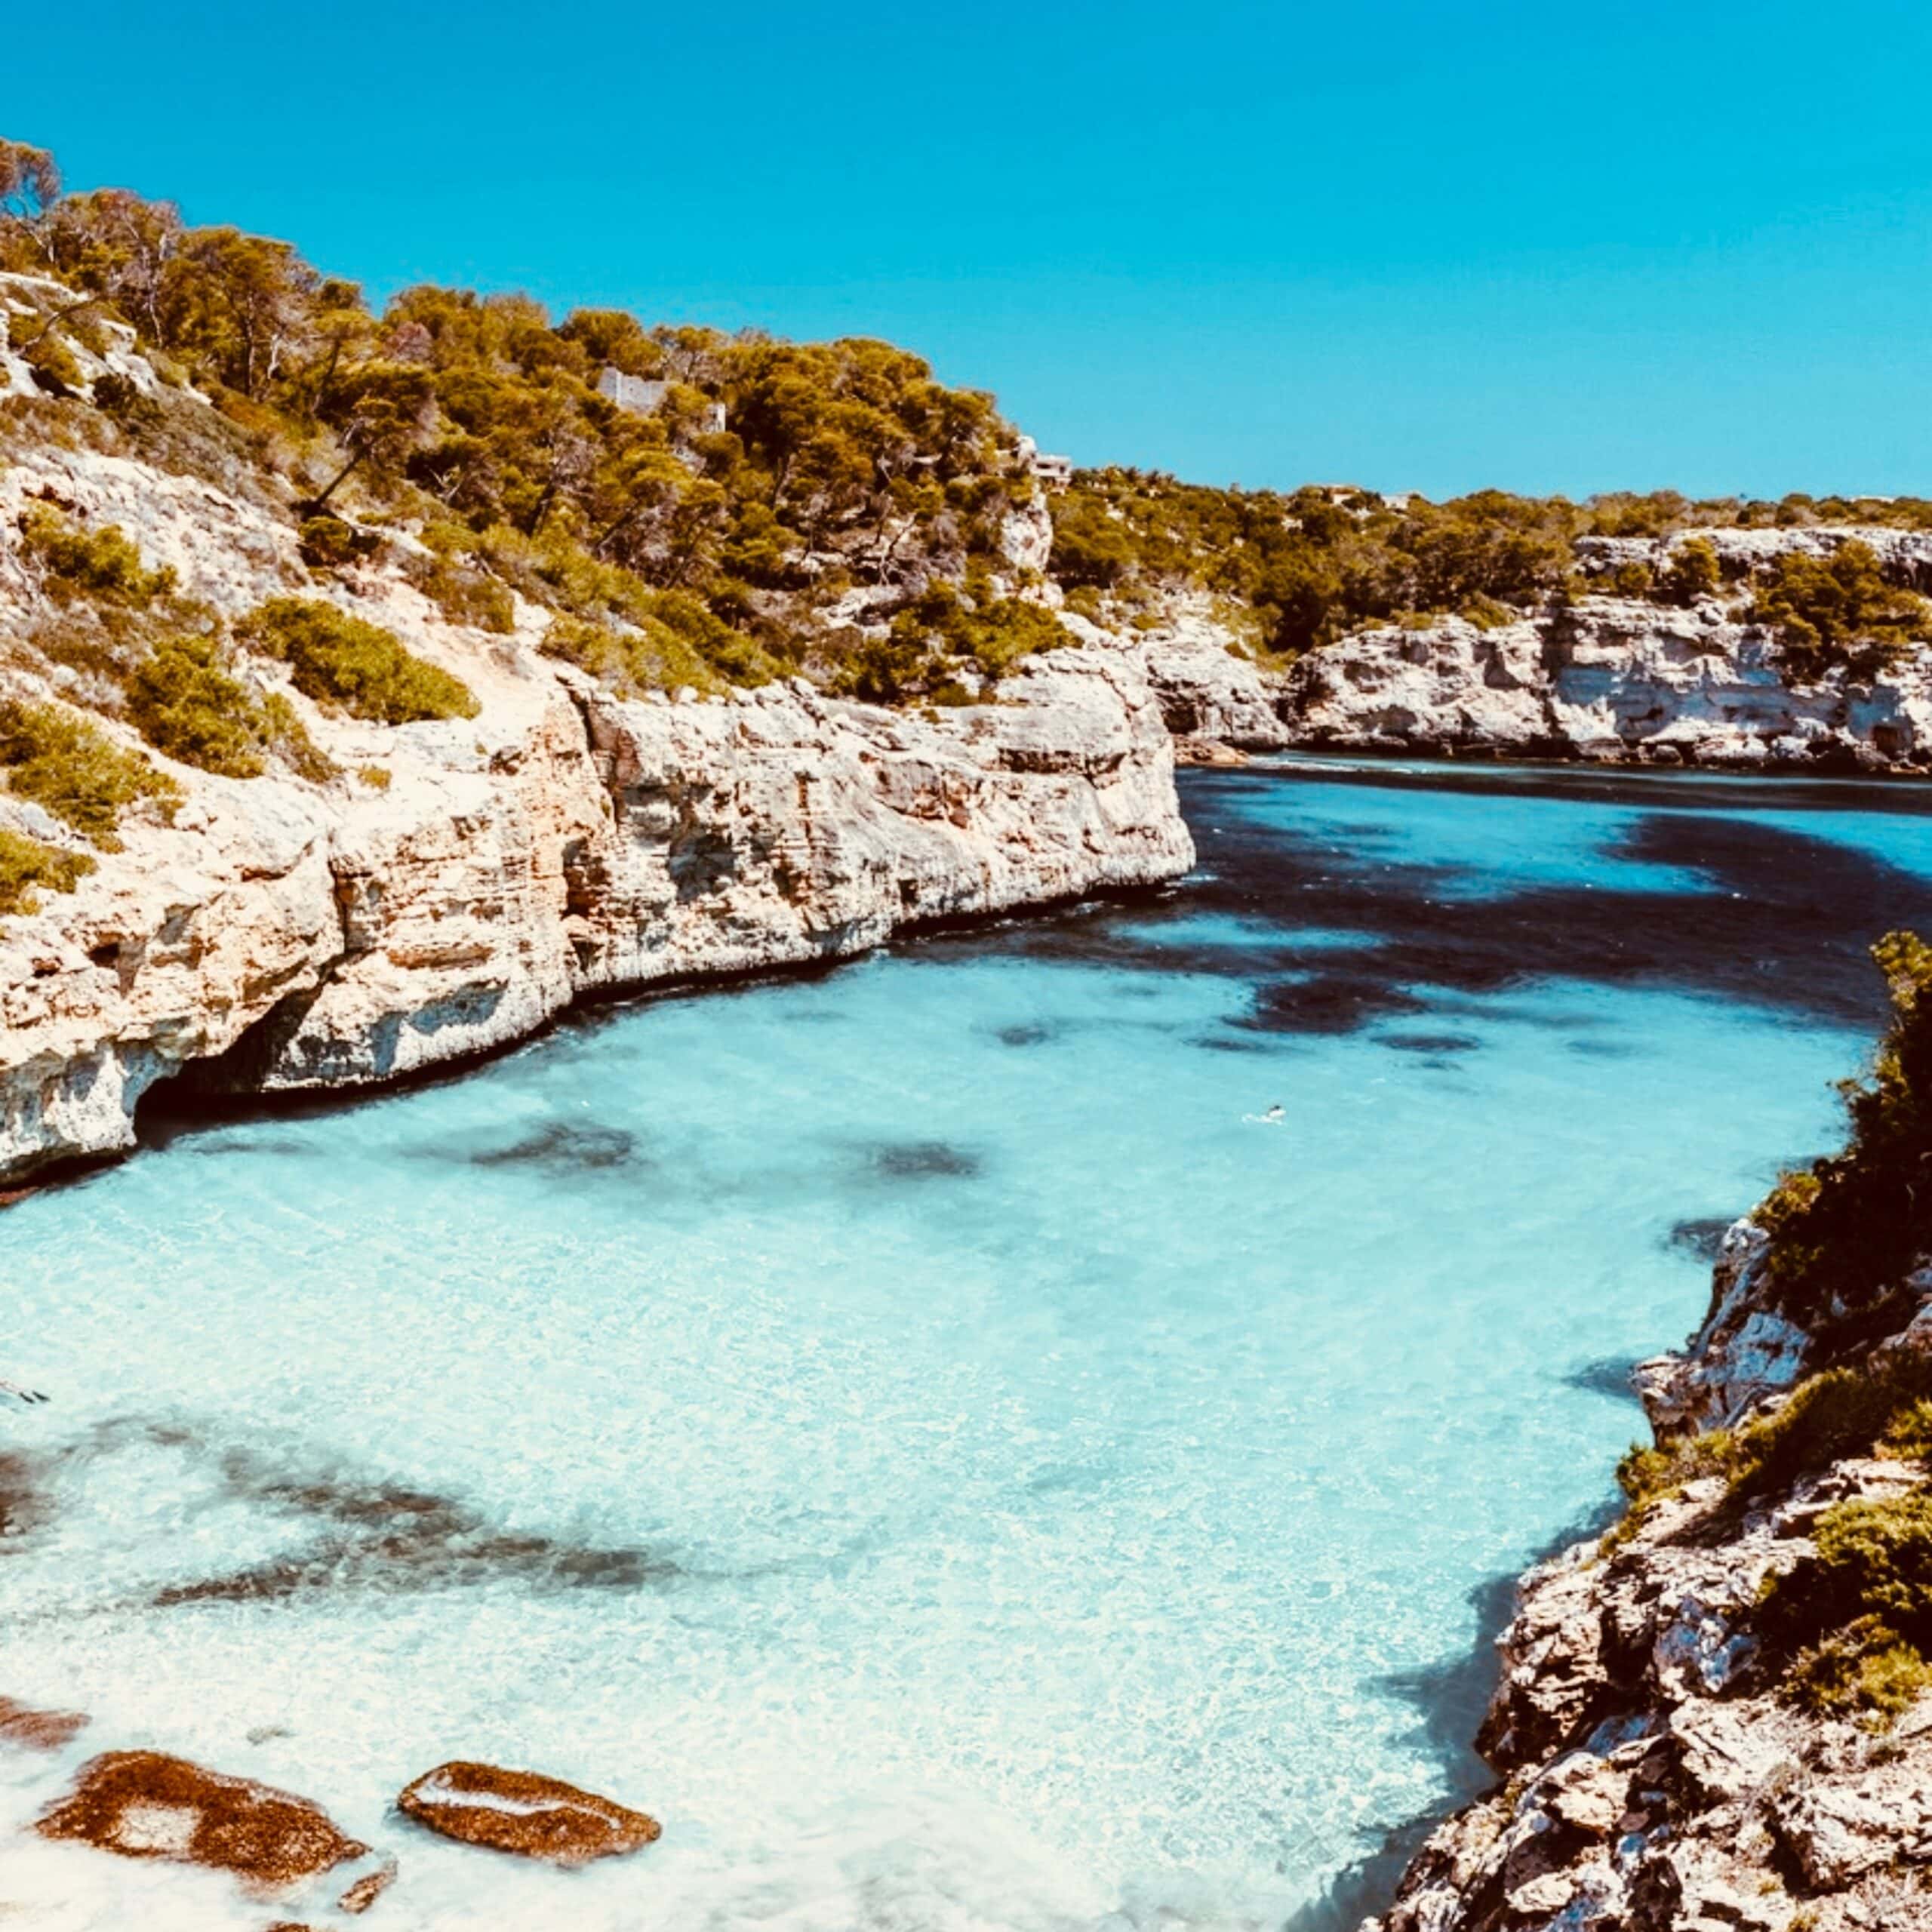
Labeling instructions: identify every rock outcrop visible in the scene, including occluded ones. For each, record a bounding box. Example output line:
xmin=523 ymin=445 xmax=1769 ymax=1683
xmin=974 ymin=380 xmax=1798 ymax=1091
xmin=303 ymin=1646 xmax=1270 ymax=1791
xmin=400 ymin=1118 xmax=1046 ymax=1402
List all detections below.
xmin=1361 ymin=1223 xmax=1932 ymax=1932
xmin=396 ymin=1761 xmax=660 ymax=1865
xmin=1072 ymin=601 xmax=1298 ymax=750
xmin=1092 ymin=536 xmax=1932 ymax=771
xmin=0 ymin=1694 xmax=88 ymax=1752
xmin=0 ymin=438 xmax=1192 ymax=1186
xmin=35 ymin=1750 xmax=392 ymax=1911
xmin=1281 ymin=597 xmax=1932 ymax=770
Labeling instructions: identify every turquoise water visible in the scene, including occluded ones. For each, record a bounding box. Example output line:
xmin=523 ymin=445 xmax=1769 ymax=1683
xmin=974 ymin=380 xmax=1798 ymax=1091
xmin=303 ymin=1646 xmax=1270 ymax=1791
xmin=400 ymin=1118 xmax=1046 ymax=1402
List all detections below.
xmin=6 ymin=760 xmax=1932 ymax=1930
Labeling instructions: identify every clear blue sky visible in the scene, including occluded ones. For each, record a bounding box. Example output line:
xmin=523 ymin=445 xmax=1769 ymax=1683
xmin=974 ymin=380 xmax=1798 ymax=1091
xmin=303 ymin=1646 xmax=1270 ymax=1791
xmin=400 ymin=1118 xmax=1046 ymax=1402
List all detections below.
xmin=8 ymin=0 xmax=1932 ymax=500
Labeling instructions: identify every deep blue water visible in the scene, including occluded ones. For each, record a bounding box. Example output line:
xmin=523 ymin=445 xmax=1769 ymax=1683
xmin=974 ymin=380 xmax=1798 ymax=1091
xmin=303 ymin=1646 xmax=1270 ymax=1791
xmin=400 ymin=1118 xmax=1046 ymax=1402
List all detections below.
xmin=5 ymin=757 xmax=1932 ymax=1930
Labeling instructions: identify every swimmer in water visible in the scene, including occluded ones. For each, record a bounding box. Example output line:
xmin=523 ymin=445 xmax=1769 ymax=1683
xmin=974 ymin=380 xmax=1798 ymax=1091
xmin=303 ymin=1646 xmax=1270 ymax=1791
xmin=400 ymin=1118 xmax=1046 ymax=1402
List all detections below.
xmin=1263 ymin=1103 xmax=1284 ymax=1123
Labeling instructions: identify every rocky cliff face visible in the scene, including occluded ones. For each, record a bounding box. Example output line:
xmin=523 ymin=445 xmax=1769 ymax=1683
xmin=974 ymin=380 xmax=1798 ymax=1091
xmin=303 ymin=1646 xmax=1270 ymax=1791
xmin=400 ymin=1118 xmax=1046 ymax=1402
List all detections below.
xmin=1100 ymin=539 xmax=1932 ymax=771
xmin=1283 ymin=596 xmax=1932 ymax=771
xmin=1361 ymin=1224 xmax=1932 ymax=1932
xmin=0 ymin=438 xmax=1191 ymax=1186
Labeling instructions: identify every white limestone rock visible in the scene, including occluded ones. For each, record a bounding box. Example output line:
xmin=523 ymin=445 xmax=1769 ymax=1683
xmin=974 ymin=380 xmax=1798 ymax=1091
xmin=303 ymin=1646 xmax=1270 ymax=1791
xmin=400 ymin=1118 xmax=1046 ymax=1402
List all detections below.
xmin=0 ymin=436 xmax=1192 ymax=1180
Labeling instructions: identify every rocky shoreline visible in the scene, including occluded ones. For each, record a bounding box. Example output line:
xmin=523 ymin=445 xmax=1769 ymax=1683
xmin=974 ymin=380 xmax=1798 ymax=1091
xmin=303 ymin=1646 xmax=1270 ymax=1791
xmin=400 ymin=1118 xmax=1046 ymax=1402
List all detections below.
xmin=1103 ymin=533 xmax=1932 ymax=775
xmin=0 ymin=435 xmax=1192 ymax=1187
xmin=1361 ymin=1223 xmax=1932 ymax=1931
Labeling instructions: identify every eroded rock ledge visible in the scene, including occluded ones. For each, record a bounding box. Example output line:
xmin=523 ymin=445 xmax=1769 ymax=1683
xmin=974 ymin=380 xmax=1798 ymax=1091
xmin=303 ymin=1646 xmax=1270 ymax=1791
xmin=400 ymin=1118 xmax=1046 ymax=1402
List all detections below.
xmin=0 ymin=638 xmax=1189 ymax=1182
xmin=1088 ymin=537 xmax=1932 ymax=771
xmin=1361 ymin=1226 xmax=1932 ymax=1932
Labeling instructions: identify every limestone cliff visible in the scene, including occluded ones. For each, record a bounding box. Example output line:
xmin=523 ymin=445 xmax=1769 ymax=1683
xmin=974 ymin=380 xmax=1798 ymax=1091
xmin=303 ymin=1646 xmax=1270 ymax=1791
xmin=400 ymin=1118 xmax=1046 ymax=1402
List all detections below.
xmin=1362 ymin=1224 xmax=1932 ymax=1930
xmin=0 ymin=441 xmax=1191 ymax=1187
xmin=1102 ymin=540 xmax=1932 ymax=771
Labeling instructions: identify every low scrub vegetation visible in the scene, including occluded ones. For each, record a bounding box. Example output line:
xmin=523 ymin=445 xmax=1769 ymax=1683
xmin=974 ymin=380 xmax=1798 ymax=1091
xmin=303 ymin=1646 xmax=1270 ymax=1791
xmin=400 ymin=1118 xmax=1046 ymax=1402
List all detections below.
xmin=1747 ymin=542 xmax=1930 ymax=681
xmin=20 ymin=505 xmax=174 ymax=606
xmin=835 ymin=583 xmax=1068 ymax=702
xmin=539 ymin=614 xmax=724 ymax=700
xmin=1767 ymin=1491 xmax=1932 ymax=1720
xmin=125 ymin=633 xmax=334 ymax=780
xmin=1754 ymin=931 xmax=1932 ymax=1347
xmin=0 ymin=824 xmax=94 ymax=915
xmin=402 ymin=550 xmax=516 ymax=633
xmin=0 ymin=697 xmax=178 ymax=847
xmin=237 ymin=598 xmax=478 ymax=724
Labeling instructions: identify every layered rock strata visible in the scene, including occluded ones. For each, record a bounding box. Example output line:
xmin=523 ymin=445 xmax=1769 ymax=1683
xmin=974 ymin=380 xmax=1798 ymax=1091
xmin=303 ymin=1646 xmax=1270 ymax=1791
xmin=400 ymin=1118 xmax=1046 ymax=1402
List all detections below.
xmin=1362 ymin=1231 xmax=1932 ymax=1932
xmin=0 ymin=448 xmax=1192 ymax=1186
xmin=1075 ymin=545 xmax=1932 ymax=770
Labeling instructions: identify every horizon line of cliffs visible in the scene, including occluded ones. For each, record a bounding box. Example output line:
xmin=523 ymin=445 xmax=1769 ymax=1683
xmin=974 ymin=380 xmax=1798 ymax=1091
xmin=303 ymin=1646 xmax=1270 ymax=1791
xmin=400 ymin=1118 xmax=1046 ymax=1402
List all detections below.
xmin=1136 ymin=526 xmax=1932 ymax=771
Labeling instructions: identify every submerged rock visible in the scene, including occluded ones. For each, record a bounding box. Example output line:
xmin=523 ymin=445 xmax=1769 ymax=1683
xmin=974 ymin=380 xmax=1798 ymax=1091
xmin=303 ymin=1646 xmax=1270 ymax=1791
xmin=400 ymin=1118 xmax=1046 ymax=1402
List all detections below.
xmin=0 ymin=1694 xmax=88 ymax=1752
xmin=35 ymin=1751 xmax=374 ymax=1900
xmin=396 ymin=1760 xmax=660 ymax=1865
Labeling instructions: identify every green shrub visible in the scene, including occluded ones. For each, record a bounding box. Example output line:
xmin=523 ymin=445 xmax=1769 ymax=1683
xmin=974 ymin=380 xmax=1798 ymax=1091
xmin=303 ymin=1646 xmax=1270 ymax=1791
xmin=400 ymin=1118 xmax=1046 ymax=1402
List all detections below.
xmin=1752 ymin=933 xmax=1932 ymax=1346
xmin=125 ymin=633 xmax=334 ymax=781
xmin=1614 ymin=1355 xmax=1932 ymax=1544
xmin=1460 ymin=593 xmax=1517 ymax=630
xmin=260 ymin=693 xmax=339 ymax=783
xmin=835 ymin=629 xmax=938 ymax=704
xmin=1657 ymin=537 xmax=1721 ymax=605
xmin=1764 ymin=1491 xmax=1932 ymax=1719
xmin=1884 ymin=1400 xmax=1932 ymax=1461
xmin=238 ymin=597 xmax=478 ymax=724
xmin=403 ymin=550 xmax=515 ymax=632
xmin=298 ymin=515 xmax=383 ymax=572
xmin=19 ymin=505 xmax=176 ymax=606
xmin=647 ymin=587 xmax=773 ymax=685
xmin=0 ymin=699 xmax=180 ymax=848
xmin=1605 ymin=560 xmax=1654 ymax=598
xmin=90 ymin=371 xmax=162 ymax=430
xmin=125 ymin=634 xmax=266 ymax=777
xmin=7 ymin=313 xmax=84 ymax=395
xmin=848 ymin=583 xmax=1067 ymax=700
xmin=0 ymin=826 xmax=94 ymax=915
xmin=356 ymin=763 xmax=392 ymax=790
xmin=1785 ymin=1620 xmax=1932 ymax=1720
xmin=1810 ymin=1491 xmax=1932 ymax=1634
xmin=1749 ymin=541 xmax=1928 ymax=681
xmin=538 ymin=614 xmax=724 ymax=698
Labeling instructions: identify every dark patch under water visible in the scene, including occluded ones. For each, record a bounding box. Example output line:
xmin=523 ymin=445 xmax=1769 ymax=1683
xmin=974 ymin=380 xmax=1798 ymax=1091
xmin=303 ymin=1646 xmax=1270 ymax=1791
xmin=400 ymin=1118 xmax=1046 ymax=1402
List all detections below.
xmin=995 ymin=1022 xmax=1055 ymax=1048
xmin=1564 ymin=1355 xmax=1644 ymax=1401
xmin=0 ymin=1450 xmax=45 ymax=1547
xmin=1669 ymin=1217 xmax=1735 ymax=1261
xmin=933 ymin=765 xmax=1932 ymax=1043
xmin=14 ymin=1420 xmax=669 ymax=1608
xmin=1378 ymin=1033 xmax=1482 ymax=1056
xmin=451 ymin=1121 xmax=641 ymax=1173
xmin=867 ymin=1140 xmax=983 ymax=1180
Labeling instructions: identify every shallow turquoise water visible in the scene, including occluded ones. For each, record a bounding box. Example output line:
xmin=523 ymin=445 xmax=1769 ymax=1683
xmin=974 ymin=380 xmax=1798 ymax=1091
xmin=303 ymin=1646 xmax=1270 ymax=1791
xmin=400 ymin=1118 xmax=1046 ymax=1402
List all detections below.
xmin=5 ymin=761 xmax=1932 ymax=1930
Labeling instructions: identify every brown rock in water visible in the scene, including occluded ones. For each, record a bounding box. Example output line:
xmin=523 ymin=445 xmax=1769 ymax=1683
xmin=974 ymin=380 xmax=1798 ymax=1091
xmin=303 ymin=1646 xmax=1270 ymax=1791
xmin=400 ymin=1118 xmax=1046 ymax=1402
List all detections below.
xmin=336 ymin=1854 xmax=398 ymax=1914
xmin=396 ymin=1761 xmax=660 ymax=1865
xmin=35 ymin=1751 xmax=367 ymax=1894
xmin=0 ymin=1695 xmax=88 ymax=1752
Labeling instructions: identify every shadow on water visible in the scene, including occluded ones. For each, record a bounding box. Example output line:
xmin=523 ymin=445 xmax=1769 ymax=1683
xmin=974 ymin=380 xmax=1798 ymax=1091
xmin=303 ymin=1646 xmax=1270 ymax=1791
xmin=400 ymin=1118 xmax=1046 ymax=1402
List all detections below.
xmin=117 ymin=759 xmax=1930 ymax=1180
xmin=961 ymin=768 xmax=1932 ymax=1040
xmin=1669 ymin=1216 xmax=1735 ymax=1261
xmin=1564 ymin=1355 xmax=1646 ymax=1402
xmin=1284 ymin=1496 xmax=1624 ymax=1932
xmin=863 ymin=1140 xmax=984 ymax=1180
